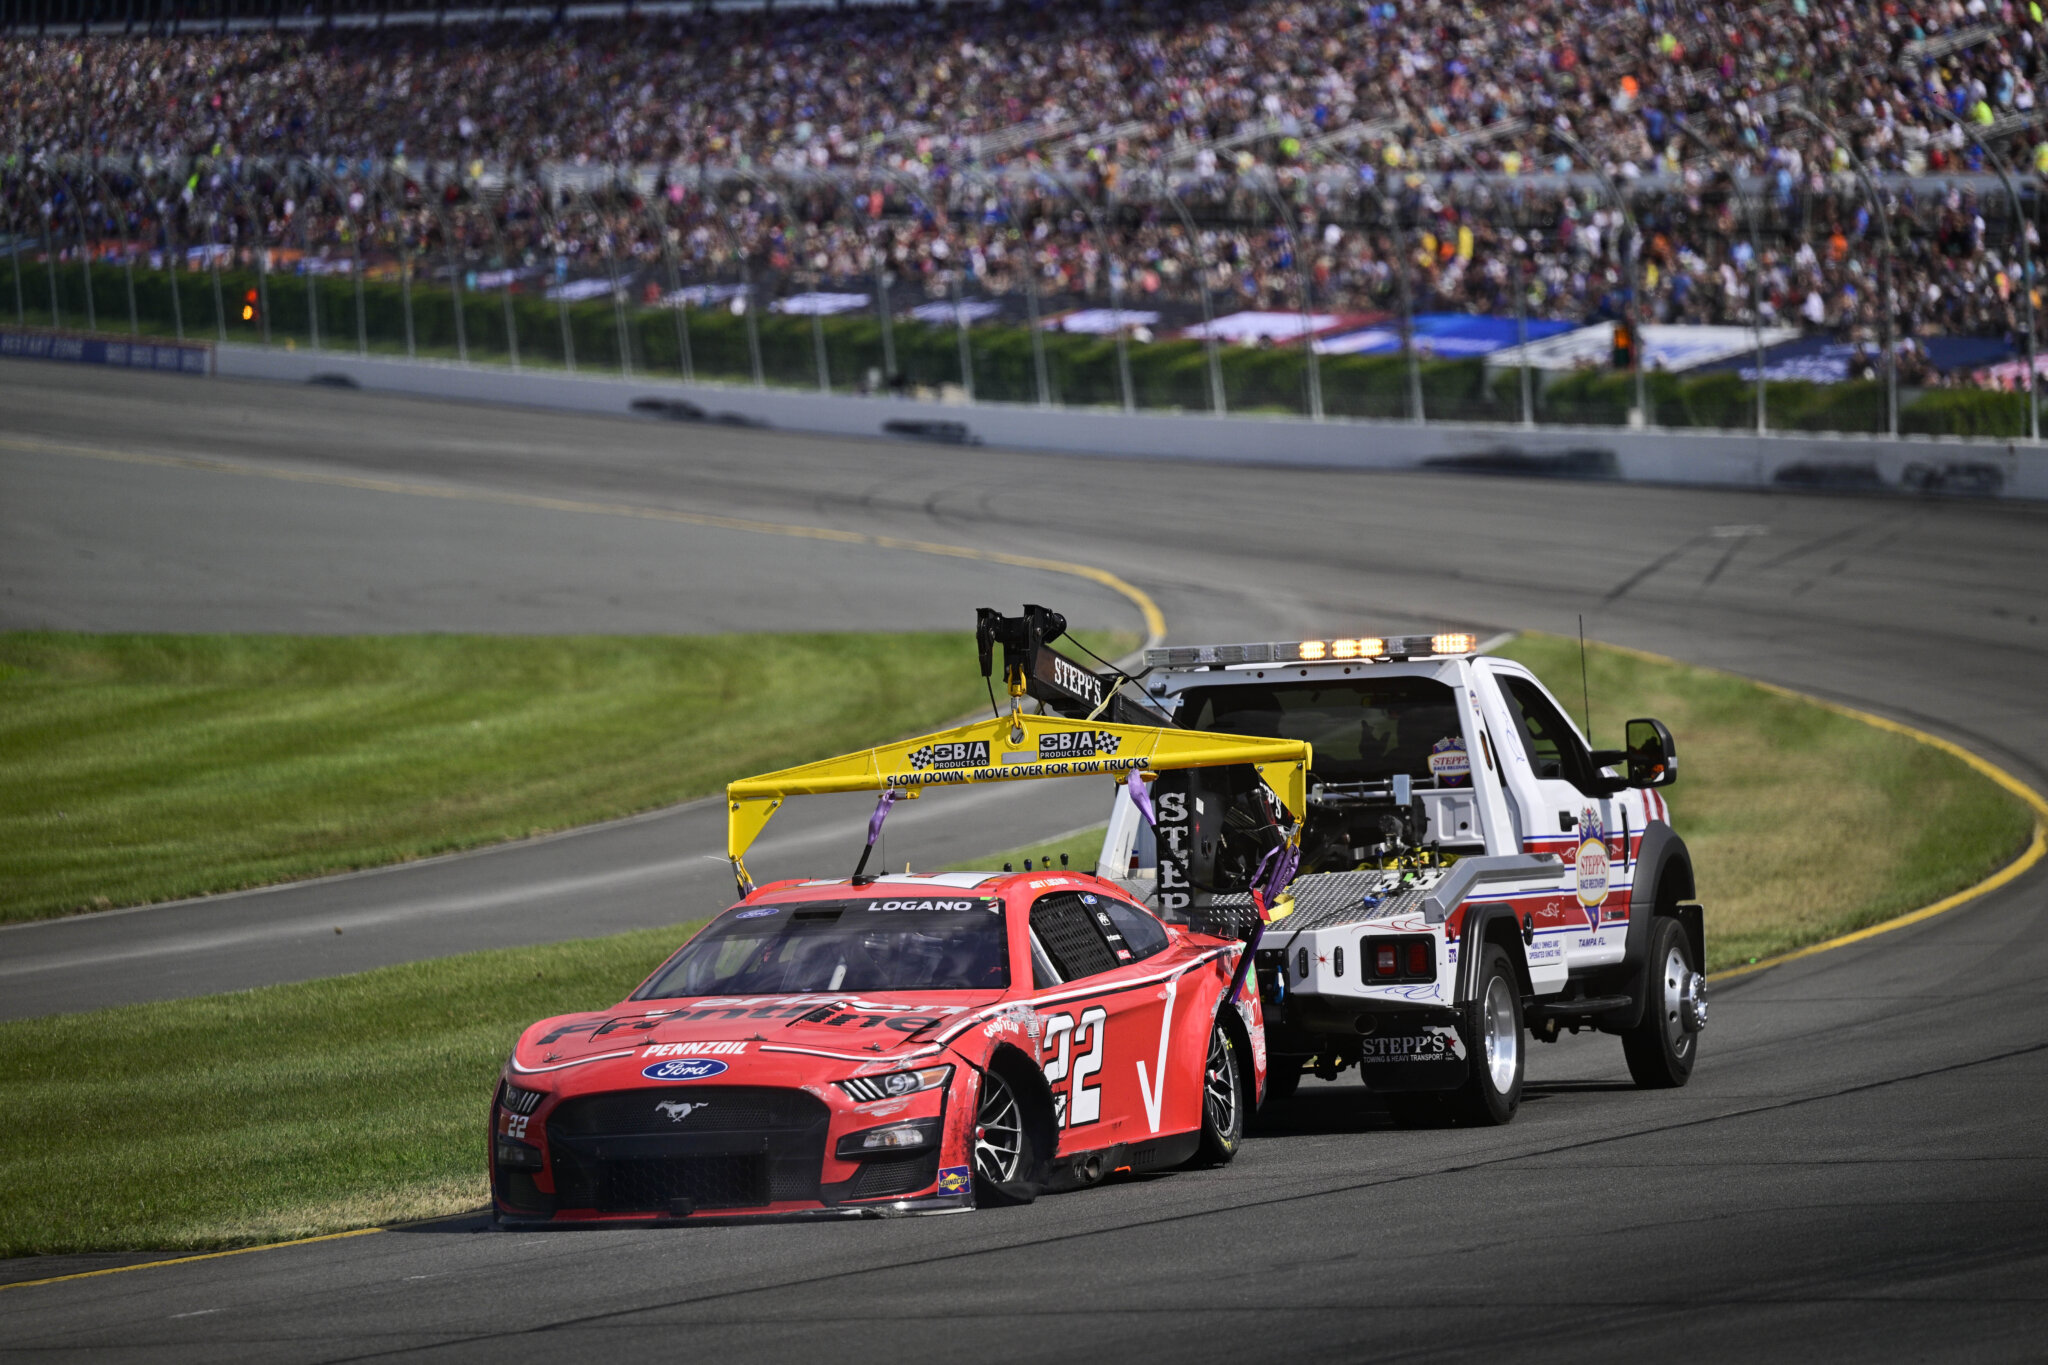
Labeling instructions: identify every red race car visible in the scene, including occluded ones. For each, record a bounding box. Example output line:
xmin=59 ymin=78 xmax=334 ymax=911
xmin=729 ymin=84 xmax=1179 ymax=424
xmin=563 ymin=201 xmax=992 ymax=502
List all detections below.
xmin=491 ymin=608 xmax=1313 ymax=1223
xmin=490 ymin=869 xmax=1269 ymax=1223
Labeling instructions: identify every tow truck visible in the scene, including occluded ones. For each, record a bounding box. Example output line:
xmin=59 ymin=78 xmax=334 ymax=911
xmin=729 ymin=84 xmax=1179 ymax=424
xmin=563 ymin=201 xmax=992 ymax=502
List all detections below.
xmin=995 ymin=611 xmax=1707 ymax=1126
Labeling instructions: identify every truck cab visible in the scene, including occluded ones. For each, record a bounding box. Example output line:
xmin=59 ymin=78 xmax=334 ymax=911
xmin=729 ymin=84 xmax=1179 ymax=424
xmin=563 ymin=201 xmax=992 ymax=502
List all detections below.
xmin=1093 ymin=631 xmax=1706 ymax=1123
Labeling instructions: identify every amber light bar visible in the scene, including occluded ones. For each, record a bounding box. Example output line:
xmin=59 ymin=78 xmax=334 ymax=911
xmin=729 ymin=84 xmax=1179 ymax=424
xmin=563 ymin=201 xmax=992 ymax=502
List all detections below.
xmin=1144 ymin=632 xmax=1479 ymax=669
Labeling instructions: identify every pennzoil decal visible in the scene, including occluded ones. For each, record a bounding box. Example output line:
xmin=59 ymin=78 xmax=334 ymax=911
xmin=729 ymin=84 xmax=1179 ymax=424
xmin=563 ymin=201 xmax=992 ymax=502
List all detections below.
xmin=908 ymin=740 xmax=992 ymax=772
xmin=1037 ymin=729 xmax=1123 ymax=761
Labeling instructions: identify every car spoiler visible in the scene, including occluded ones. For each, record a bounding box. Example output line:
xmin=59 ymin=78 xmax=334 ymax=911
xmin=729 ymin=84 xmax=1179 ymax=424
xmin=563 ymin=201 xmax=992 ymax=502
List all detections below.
xmin=725 ymin=712 xmax=1311 ymax=895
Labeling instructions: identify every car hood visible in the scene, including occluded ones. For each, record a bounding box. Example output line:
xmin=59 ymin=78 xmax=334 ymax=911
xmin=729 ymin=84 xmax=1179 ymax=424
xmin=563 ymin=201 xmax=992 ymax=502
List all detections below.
xmin=512 ymin=991 xmax=1010 ymax=1075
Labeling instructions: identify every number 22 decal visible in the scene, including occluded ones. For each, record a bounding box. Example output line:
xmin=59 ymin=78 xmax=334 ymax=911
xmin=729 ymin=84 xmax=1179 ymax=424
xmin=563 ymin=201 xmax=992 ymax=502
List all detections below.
xmin=1040 ymin=1006 xmax=1106 ymax=1128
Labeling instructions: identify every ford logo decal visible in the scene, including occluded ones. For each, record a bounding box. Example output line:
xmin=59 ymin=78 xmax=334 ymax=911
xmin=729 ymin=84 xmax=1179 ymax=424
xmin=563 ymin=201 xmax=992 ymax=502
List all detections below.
xmin=641 ymin=1058 xmax=729 ymax=1082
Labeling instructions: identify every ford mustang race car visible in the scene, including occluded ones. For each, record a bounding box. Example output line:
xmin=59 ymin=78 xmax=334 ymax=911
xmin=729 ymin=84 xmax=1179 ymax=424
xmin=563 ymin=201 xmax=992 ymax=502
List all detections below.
xmin=491 ymin=869 xmax=1268 ymax=1223
xmin=490 ymin=608 xmax=1311 ymax=1224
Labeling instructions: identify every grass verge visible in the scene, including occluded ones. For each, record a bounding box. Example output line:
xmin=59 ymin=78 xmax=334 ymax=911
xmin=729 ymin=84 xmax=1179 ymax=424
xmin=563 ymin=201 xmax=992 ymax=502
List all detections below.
xmin=1499 ymin=634 xmax=2036 ymax=969
xmin=1 ymin=636 xmax=2033 ymax=1258
xmin=0 ymin=630 xmax=1131 ymax=924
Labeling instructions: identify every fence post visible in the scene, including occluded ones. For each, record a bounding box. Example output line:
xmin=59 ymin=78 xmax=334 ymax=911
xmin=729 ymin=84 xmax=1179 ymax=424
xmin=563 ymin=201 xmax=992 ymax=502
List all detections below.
xmin=205 ymin=213 xmax=225 ymax=340
xmin=164 ymin=216 xmax=184 ymax=341
xmin=875 ymin=263 xmax=896 ymax=381
xmin=813 ymin=306 xmax=831 ymax=393
xmin=302 ymin=196 xmax=320 ymax=350
xmin=952 ymin=269 xmax=975 ymax=400
xmin=74 ymin=193 xmax=96 ymax=331
xmin=742 ymin=261 xmax=764 ymax=388
xmin=45 ymin=219 xmax=62 ymax=327
xmin=401 ymin=243 xmax=416 ymax=358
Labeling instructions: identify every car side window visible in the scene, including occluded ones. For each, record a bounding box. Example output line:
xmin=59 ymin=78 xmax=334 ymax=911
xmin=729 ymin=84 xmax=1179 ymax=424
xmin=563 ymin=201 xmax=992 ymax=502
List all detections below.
xmin=1499 ymin=676 xmax=1598 ymax=793
xmin=1099 ymin=898 xmax=1169 ymax=962
xmin=1029 ymin=892 xmax=1122 ymax=982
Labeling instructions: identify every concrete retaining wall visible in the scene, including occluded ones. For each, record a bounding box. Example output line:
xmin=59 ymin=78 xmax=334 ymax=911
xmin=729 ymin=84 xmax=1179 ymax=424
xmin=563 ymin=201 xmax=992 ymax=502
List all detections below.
xmin=183 ymin=341 xmax=2048 ymax=502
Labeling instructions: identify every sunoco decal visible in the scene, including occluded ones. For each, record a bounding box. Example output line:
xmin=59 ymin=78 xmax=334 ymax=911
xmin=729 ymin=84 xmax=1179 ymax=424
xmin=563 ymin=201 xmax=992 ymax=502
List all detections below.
xmin=641 ymin=1058 xmax=730 ymax=1081
xmin=1575 ymin=807 xmax=1611 ymax=910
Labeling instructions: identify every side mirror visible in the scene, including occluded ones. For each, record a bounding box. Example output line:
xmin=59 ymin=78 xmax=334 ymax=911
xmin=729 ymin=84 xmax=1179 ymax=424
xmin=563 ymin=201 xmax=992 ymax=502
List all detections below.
xmin=1625 ymin=717 xmax=1677 ymax=788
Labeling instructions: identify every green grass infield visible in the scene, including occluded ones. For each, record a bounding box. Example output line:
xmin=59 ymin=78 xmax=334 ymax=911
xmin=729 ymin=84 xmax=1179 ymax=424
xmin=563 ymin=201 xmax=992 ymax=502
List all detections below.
xmin=0 ymin=630 xmax=1130 ymax=924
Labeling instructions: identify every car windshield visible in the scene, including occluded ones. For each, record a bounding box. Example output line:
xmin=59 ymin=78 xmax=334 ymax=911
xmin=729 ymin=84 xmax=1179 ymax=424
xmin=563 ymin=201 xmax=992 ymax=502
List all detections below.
xmin=632 ymin=897 xmax=1010 ymax=998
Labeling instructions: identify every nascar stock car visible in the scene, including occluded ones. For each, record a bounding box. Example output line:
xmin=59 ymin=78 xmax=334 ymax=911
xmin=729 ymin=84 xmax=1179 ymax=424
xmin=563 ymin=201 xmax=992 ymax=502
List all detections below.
xmin=490 ymin=609 xmax=1311 ymax=1225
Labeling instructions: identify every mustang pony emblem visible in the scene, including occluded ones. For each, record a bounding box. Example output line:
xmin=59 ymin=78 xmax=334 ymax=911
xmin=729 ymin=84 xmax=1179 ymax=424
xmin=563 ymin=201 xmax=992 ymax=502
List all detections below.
xmin=655 ymin=1101 xmax=712 ymax=1123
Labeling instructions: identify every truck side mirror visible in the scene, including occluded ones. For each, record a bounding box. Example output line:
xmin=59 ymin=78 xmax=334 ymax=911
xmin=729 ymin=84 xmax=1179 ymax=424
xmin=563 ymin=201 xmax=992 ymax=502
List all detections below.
xmin=1625 ymin=718 xmax=1677 ymax=788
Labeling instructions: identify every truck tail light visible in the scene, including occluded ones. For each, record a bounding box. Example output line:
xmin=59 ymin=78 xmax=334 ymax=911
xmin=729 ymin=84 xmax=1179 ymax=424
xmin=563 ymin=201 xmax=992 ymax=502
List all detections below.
xmin=1365 ymin=935 xmax=1436 ymax=983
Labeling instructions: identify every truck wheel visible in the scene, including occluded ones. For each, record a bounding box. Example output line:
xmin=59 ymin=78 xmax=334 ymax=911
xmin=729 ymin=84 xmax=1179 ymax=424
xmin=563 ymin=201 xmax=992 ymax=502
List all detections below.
xmin=1451 ymin=945 xmax=1524 ymax=1126
xmin=1623 ymin=917 xmax=1705 ymax=1089
xmin=1190 ymin=1019 xmax=1244 ymax=1165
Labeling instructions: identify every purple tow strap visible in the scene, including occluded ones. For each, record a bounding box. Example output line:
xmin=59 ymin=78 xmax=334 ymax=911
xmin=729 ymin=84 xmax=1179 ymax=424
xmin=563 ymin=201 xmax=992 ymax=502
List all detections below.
xmin=1124 ymin=767 xmax=1158 ymax=830
xmin=1227 ymin=838 xmax=1300 ymax=1005
xmin=850 ymin=789 xmax=903 ymax=882
xmin=867 ymin=789 xmax=902 ymax=845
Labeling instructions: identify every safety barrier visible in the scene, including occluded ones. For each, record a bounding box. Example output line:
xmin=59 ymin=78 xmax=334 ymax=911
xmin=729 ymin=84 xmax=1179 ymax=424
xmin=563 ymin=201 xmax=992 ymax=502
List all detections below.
xmin=207 ymin=343 xmax=2048 ymax=501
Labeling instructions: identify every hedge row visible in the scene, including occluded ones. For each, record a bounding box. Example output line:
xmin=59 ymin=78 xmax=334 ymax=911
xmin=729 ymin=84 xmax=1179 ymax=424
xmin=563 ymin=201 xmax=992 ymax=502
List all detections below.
xmin=4 ymin=258 xmax=2034 ymax=436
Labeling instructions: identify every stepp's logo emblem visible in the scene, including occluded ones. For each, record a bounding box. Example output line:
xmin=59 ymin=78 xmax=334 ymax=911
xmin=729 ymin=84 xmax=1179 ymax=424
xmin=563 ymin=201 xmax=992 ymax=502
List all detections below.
xmin=907 ymin=740 xmax=992 ymax=772
xmin=1037 ymin=730 xmax=1122 ymax=761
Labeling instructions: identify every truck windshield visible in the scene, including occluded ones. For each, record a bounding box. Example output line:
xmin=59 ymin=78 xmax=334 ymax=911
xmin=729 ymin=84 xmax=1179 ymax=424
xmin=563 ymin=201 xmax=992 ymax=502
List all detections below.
xmin=632 ymin=898 xmax=1010 ymax=998
xmin=1179 ymin=676 xmax=1466 ymax=786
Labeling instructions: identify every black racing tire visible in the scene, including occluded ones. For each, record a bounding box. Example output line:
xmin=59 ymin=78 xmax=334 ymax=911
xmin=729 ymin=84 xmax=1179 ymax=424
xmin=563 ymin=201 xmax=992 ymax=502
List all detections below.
xmin=1187 ymin=1018 xmax=1246 ymax=1166
xmin=1623 ymin=916 xmax=1705 ymax=1089
xmin=1450 ymin=944 xmax=1525 ymax=1126
xmin=971 ymin=1065 xmax=1040 ymax=1207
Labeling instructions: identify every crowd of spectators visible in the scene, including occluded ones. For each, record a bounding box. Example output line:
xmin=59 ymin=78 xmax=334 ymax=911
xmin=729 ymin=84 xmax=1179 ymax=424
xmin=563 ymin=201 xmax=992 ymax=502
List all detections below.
xmin=6 ymin=0 xmax=2048 ymax=357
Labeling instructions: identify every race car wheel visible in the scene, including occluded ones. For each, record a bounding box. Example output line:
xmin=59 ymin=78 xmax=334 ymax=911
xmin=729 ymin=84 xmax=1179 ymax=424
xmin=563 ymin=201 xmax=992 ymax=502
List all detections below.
xmin=1450 ymin=945 xmax=1524 ymax=1126
xmin=1623 ymin=916 xmax=1703 ymax=1089
xmin=1192 ymin=1019 xmax=1244 ymax=1165
xmin=971 ymin=1067 xmax=1039 ymax=1206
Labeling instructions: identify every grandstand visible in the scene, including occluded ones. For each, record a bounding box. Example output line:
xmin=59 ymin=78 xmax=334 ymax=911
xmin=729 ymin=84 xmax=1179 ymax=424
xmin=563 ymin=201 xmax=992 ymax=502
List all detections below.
xmin=6 ymin=0 xmax=2047 ymax=428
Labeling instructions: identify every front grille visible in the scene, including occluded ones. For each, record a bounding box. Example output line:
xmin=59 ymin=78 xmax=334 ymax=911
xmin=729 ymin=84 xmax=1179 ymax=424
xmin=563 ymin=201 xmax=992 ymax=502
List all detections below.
xmin=548 ymin=1085 xmax=830 ymax=1213
xmin=847 ymin=1151 xmax=940 ymax=1201
xmin=600 ymin=1154 xmax=770 ymax=1212
xmin=551 ymin=1086 xmax=818 ymax=1135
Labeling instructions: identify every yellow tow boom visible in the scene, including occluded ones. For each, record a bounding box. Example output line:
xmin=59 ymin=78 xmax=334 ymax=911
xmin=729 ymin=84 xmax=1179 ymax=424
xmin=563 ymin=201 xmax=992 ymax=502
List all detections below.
xmin=725 ymin=711 xmax=1311 ymax=892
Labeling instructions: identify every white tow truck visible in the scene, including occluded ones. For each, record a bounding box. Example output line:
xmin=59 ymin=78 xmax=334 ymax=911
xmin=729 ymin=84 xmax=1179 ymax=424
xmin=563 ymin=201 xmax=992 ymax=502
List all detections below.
xmin=1091 ymin=631 xmax=1708 ymax=1125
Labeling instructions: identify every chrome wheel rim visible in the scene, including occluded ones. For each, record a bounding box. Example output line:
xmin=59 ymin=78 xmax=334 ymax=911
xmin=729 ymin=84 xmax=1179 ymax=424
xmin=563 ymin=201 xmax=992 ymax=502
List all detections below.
xmin=973 ymin=1071 xmax=1024 ymax=1185
xmin=1660 ymin=945 xmax=1698 ymax=1057
xmin=1204 ymin=1026 xmax=1239 ymax=1138
xmin=1483 ymin=974 xmax=1519 ymax=1094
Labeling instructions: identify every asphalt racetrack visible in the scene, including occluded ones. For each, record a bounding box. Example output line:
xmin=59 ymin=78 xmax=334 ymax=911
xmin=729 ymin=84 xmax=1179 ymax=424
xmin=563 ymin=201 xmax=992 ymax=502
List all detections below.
xmin=3 ymin=361 xmax=2046 ymax=1362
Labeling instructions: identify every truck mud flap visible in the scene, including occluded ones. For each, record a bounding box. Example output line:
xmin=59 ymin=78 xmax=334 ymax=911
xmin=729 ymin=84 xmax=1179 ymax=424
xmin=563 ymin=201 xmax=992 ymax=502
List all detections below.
xmin=1356 ymin=1025 xmax=1468 ymax=1092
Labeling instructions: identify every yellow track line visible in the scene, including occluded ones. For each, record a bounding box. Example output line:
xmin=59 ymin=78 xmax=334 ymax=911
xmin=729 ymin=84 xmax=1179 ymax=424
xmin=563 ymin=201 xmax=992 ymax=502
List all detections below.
xmin=0 ymin=1229 xmax=381 ymax=1292
xmin=0 ymin=434 xmax=1167 ymax=647
xmin=1597 ymin=643 xmax=2048 ymax=983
